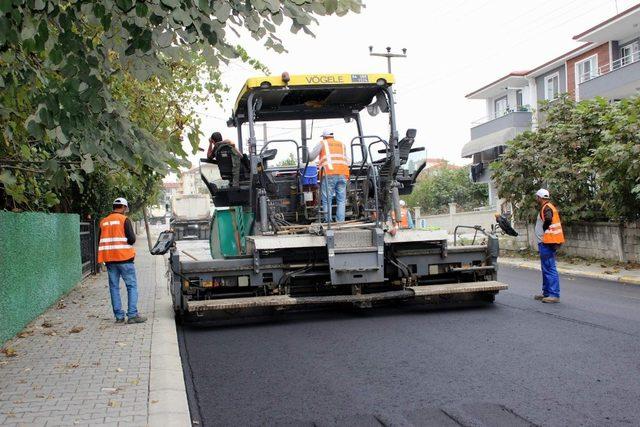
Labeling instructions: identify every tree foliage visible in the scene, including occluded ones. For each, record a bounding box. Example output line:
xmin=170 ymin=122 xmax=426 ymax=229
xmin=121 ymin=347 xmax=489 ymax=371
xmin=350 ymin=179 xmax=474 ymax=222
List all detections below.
xmin=491 ymin=95 xmax=640 ymax=223
xmin=276 ymin=152 xmax=297 ymax=167
xmin=405 ymin=165 xmax=488 ymax=215
xmin=0 ymin=0 xmax=363 ymax=212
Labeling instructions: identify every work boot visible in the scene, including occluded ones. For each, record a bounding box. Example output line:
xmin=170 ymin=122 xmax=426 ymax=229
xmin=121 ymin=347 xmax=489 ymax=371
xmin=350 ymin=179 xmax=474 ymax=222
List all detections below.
xmin=534 ymin=294 xmax=545 ymax=301
xmin=127 ymin=315 xmax=147 ymax=324
xmin=115 ymin=318 xmax=125 ymax=324
xmin=541 ymin=297 xmax=560 ymax=303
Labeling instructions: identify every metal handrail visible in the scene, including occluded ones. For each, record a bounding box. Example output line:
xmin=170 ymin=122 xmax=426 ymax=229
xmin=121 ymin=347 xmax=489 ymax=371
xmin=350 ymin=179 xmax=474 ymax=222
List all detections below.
xmin=471 ymin=105 xmax=532 ymax=126
xmin=594 ymin=51 xmax=640 ymax=77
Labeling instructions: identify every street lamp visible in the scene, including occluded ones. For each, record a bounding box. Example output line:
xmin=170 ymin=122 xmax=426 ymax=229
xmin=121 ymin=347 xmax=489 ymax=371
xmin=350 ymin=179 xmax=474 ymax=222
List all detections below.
xmin=369 ymin=46 xmax=407 ymax=73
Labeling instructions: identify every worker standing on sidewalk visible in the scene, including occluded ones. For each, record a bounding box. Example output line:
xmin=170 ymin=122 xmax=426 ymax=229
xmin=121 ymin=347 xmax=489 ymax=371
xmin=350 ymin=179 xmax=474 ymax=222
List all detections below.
xmin=97 ymin=198 xmax=147 ymax=324
xmin=308 ymin=130 xmax=350 ymax=222
xmin=533 ymin=189 xmax=565 ymax=303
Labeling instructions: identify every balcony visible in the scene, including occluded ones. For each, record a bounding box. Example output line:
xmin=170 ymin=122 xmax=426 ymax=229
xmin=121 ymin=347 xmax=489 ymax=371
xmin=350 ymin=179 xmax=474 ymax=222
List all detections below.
xmin=461 ymin=109 xmax=532 ymax=159
xmin=470 ymin=108 xmax=533 ymax=140
xmin=578 ymin=52 xmax=640 ymax=100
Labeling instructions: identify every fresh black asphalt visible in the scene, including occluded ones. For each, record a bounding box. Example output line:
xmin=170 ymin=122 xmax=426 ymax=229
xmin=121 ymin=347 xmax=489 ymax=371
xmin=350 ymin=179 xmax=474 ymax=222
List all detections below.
xmin=177 ymin=265 xmax=640 ymax=426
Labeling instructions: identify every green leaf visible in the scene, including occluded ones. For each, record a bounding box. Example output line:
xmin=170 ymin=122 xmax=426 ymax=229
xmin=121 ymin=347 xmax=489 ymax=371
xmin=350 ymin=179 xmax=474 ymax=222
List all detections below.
xmin=81 ymin=155 xmax=94 ymax=173
xmin=19 ymin=144 xmax=31 ymax=159
xmin=135 ymin=2 xmax=149 ymax=17
xmin=115 ymin=0 xmax=133 ymax=11
xmin=44 ymin=192 xmax=60 ymax=207
xmin=32 ymin=0 xmax=46 ymax=11
xmin=0 ymin=170 xmax=17 ymax=186
xmin=20 ymin=17 xmax=37 ymax=40
xmin=161 ymin=0 xmax=180 ymax=8
xmin=0 ymin=0 xmax=12 ymax=14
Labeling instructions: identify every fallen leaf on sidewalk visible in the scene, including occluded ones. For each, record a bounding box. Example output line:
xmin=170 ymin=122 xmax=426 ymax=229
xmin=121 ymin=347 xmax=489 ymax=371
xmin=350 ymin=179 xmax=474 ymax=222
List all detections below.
xmin=116 ymin=341 xmax=127 ymax=348
xmin=0 ymin=361 xmax=8 ymax=366
xmin=36 ymin=394 xmax=46 ymax=398
xmin=24 ymin=368 xmax=32 ymax=372
xmin=69 ymin=326 xmax=84 ymax=334
xmin=129 ymin=378 xmax=140 ymax=385
xmin=115 ymin=367 xmax=123 ymax=372
xmin=6 ymin=412 xmax=16 ymax=418
xmin=1 ymin=347 xmax=17 ymax=357
xmin=107 ymin=399 xmax=121 ymax=408
xmin=44 ymin=330 xmax=57 ymax=336
xmin=150 ymin=400 xmax=159 ymax=404
xmin=66 ymin=362 xmax=80 ymax=369
xmin=42 ymin=321 xmax=53 ymax=328
xmin=17 ymin=330 xmax=34 ymax=338
xmin=56 ymin=300 xmax=66 ymax=309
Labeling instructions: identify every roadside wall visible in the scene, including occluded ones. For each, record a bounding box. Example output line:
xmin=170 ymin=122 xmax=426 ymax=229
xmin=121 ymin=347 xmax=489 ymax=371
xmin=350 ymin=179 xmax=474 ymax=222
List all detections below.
xmin=415 ymin=205 xmax=496 ymax=234
xmin=0 ymin=212 xmax=81 ymax=344
xmin=501 ymin=221 xmax=640 ymax=263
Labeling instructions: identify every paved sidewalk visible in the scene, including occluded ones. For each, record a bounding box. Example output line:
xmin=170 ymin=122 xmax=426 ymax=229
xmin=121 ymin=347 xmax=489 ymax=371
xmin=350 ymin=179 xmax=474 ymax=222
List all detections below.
xmin=500 ymin=255 xmax=640 ymax=285
xmin=0 ymin=238 xmax=189 ymax=426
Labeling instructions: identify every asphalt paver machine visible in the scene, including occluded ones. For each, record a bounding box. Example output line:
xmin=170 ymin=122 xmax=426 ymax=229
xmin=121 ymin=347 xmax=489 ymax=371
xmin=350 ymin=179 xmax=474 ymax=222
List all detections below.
xmin=155 ymin=73 xmax=508 ymax=321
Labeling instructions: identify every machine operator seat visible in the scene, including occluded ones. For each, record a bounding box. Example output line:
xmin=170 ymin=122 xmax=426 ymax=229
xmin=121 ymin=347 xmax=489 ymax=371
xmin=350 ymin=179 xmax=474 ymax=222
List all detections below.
xmin=213 ymin=142 xmax=250 ymax=187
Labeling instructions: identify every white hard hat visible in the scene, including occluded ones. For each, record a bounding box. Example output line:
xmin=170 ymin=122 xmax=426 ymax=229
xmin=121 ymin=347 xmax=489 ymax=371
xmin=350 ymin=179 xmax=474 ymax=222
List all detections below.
xmin=535 ymin=189 xmax=550 ymax=199
xmin=399 ymin=200 xmax=406 ymax=206
xmin=113 ymin=197 xmax=129 ymax=207
xmin=322 ymin=130 xmax=333 ymax=137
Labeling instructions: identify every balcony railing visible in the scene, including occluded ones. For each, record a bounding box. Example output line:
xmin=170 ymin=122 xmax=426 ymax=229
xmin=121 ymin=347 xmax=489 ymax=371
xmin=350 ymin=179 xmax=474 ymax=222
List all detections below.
xmin=577 ymin=51 xmax=640 ymax=84
xmin=471 ymin=105 xmax=532 ymax=126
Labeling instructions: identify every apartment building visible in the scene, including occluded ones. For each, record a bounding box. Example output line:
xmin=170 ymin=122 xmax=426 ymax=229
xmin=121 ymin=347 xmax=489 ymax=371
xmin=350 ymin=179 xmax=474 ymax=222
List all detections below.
xmin=179 ymin=166 xmax=208 ymax=195
xmin=462 ymin=3 xmax=640 ymax=208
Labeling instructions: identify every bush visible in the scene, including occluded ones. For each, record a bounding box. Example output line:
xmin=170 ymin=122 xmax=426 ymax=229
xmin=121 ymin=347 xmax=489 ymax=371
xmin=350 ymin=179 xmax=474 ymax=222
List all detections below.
xmin=491 ymin=95 xmax=640 ymax=223
xmin=405 ymin=166 xmax=488 ymax=214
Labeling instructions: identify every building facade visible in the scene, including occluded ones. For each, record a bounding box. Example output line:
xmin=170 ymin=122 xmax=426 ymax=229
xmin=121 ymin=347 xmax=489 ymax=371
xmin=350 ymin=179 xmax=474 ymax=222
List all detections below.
xmin=462 ymin=4 xmax=640 ymax=208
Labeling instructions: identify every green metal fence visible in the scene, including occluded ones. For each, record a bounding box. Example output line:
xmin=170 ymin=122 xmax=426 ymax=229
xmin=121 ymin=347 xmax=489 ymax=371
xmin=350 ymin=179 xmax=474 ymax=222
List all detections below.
xmin=0 ymin=211 xmax=82 ymax=344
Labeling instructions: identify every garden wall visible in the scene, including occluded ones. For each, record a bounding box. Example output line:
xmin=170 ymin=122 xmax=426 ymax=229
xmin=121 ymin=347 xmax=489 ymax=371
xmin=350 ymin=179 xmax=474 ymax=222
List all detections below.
xmin=0 ymin=212 xmax=81 ymax=344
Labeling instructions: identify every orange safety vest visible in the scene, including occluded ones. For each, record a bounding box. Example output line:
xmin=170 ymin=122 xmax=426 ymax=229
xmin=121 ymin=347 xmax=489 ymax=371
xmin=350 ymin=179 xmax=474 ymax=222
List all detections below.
xmin=392 ymin=207 xmax=410 ymax=229
xmin=97 ymin=212 xmax=136 ymax=263
xmin=540 ymin=202 xmax=565 ymax=244
xmin=318 ymin=137 xmax=350 ymax=179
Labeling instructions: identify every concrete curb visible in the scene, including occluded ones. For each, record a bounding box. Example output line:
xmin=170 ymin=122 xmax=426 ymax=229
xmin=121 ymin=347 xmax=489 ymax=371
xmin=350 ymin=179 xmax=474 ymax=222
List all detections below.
xmin=148 ymin=256 xmax=191 ymax=427
xmin=499 ymin=258 xmax=640 ymax=285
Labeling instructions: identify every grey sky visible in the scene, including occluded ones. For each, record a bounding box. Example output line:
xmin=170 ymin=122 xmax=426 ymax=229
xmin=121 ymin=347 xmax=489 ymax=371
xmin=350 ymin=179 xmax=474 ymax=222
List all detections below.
xmin=186 ymin=0 xmax=635 ymax=170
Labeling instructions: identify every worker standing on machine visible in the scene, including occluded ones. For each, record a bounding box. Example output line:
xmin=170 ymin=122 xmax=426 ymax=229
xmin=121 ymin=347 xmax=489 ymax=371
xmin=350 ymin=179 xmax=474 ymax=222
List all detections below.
xmin=391 ymin=200 xmax=414 ymax=230
xmin=308 ymin=130 xmax=350 ymax=222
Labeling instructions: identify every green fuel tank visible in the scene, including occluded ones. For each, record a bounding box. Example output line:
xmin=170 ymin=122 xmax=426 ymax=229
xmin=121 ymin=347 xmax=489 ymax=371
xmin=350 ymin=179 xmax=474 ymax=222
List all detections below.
xmin=209 ymin=207 xmax=254 ymax=259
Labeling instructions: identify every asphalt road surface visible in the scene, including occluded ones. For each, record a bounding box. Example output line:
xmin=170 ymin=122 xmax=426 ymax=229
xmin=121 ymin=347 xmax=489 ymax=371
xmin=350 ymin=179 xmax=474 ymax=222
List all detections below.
xmin=177 ymin=265 xmax=640 ymax=427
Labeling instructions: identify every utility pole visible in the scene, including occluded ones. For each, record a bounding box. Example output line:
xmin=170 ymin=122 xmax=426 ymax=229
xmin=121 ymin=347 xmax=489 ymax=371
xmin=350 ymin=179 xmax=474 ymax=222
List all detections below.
xmin=369 ymin=46 xmax=407 ymax=73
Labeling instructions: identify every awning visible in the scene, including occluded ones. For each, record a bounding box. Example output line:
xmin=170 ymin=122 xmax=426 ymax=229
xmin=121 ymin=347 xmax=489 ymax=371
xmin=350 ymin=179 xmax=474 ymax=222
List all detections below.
xmin=461 ymin=127 xmax=518 ymax=158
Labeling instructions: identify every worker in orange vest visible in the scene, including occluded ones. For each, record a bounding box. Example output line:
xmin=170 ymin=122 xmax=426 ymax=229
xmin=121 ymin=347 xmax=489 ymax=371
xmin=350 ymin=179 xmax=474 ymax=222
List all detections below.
xmin=98 ymin=198 xmax=146 ymax=324
xmin=308 ymin=130 xmax=350 ymax=222
xmin=533 ymin=189 xmax=565 ymax=303
xmin=391 ymin=200 xmax=414 ymax=230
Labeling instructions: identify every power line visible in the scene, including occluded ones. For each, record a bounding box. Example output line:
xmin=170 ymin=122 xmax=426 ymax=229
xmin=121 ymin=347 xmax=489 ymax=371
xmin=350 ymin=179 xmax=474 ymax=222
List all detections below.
xmin=399 ymin=0 xmax=613 ymax=95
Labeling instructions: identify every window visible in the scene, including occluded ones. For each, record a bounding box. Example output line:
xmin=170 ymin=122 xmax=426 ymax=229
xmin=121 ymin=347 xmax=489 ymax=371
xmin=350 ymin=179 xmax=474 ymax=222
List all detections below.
xmin=544 ymin=73 xmax=560 ymax=100
xmin=516 ymin=89 xmax=523 ymax=108
xmin=576 ymin=55 xmax=598 ymax=84
xmin=620 ymin=41 xmax=639 ymax=66
xmin=494 ymin=96 xmax=507 ymax=118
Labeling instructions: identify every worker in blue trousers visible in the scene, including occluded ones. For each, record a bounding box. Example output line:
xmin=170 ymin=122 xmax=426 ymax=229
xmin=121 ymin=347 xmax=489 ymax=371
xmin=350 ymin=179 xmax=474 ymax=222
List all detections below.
xmin=533 ymin=189 xmax=565 ymax=303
